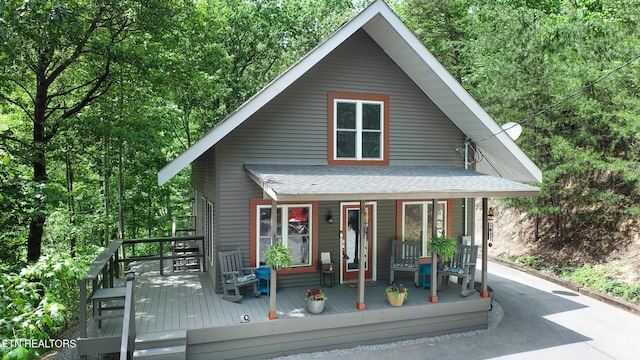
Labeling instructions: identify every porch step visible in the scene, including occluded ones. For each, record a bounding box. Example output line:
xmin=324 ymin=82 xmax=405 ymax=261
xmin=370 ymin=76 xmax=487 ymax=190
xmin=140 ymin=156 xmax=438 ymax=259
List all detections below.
xmin=134 ymin=330 xmax=186 ymax=359
xmin=132 ymin=345 xmax=186 ymax=360
xmin=134 ymin=329 xmax=187 ymax=350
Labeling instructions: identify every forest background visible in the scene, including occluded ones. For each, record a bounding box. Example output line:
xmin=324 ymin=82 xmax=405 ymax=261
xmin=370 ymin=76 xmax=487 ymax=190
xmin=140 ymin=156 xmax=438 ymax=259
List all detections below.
xmin=1 ymin=0 xmax=639 ymax=357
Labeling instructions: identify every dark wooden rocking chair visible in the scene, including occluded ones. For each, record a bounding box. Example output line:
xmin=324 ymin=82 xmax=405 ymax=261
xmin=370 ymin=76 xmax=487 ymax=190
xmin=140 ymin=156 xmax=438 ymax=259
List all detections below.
xmin=438 ymin=244 xmax=478 ymax=297
xmin=218 ymin=249 xmax=260 ymax=302
xmin=390 ymin=240 xmax=421 ymax=287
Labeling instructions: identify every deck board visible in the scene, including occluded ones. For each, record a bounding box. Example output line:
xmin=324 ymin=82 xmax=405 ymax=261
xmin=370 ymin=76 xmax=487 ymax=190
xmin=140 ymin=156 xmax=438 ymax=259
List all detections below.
xmin=123 ymin=272 xmax=476 ymax=331
xmin=93 ymin=272 xmax=482 ymax=334
xmin=82 ymin=271 xmax=488 ymax=358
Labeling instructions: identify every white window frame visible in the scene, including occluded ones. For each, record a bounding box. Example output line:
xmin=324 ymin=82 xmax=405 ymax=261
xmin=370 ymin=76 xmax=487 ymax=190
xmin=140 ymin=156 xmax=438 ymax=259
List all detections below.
xmin=256 ymin=203 xmax=313 ymax=267
xmin=401 ymin=200 xmax=448 ymax=256
xmin=333 ymin=99 xmax=385 ymax=161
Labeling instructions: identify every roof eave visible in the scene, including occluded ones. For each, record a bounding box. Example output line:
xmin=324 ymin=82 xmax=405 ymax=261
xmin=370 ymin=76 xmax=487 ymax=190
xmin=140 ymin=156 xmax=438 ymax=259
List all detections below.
xmin=263 ymin=189 xmax=540 ymax=202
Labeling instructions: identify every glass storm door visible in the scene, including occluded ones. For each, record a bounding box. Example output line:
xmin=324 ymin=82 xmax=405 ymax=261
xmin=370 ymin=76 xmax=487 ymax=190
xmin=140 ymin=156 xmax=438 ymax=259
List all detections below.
xmin=340 ymin=203 xmax=374 ymax=282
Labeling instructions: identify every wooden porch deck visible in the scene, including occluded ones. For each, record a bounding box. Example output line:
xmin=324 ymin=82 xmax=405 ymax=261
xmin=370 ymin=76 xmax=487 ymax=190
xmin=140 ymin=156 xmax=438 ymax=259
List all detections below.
xmin=81 ymin=272 xmax=491 ymax=359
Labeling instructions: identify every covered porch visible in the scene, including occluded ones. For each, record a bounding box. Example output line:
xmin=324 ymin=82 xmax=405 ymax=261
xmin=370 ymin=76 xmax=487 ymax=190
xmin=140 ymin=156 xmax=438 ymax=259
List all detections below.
xmin=79 ymin=271 xmax=491 ymax=359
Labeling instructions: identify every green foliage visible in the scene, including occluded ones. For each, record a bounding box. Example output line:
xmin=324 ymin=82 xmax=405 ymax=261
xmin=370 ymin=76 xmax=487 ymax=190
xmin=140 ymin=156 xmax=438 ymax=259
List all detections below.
xmin=516 ymin=255 xmax=545 ymax=269
xmin=399 ymin=0 xmax=640 ymax=255
xmin=0 ymin=253 xmax=89 ymax=358
xmin=429 ymin=236 xmax=458 ymax=262
xmin=564 ymin=264 xmax=640 ymax=305
xmin=264 ymin=241 xmax=295 ymax=270
xmin=511 ymin=256 xmax=640 ymax=304
xmin=0 ymin=0 xmax=356 ymax=266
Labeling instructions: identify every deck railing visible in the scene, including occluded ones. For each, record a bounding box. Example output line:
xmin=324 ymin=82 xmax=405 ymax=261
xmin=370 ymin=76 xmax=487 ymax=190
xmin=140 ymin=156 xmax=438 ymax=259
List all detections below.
xmin=78 ymin=236 xmax=205 ymax=345
xmin=120 ymin=236 xmax=206 ymax=275
xmin=78 ymin=240 xmax=123 ymax=340
xmin=119 ymin=273 xmax=135 ymax=360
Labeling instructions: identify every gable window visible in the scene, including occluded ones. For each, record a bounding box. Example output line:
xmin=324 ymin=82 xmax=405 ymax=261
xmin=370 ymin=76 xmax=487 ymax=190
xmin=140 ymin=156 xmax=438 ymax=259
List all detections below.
xmin=400 ymin=200 xmax=450 ymax=256
xmin=328 ymin=92 xmax=389 ymax=165
xmin=255 ymin=203 xmax=312 ymax=267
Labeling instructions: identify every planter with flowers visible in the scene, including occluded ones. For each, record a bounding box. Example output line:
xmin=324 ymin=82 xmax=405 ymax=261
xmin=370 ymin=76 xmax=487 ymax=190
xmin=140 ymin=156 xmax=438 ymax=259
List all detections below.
xmin=305 ymin=288 xmax=327 ymax=314
xmin=385 ymin=283 xmax=408 ymax=307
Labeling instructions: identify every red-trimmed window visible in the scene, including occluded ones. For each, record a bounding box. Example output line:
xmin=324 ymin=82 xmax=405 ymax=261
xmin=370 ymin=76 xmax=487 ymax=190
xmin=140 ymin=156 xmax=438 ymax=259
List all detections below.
xmin=250 ymin=199 xmax=318 ymax=272
xmin=328 ymin=92 xmax=389 ymax=165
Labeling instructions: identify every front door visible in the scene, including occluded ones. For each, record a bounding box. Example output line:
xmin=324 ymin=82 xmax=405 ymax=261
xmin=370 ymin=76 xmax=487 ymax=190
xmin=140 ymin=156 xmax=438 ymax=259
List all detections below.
xmin=340 ymin=203 xmax=374 ymax=282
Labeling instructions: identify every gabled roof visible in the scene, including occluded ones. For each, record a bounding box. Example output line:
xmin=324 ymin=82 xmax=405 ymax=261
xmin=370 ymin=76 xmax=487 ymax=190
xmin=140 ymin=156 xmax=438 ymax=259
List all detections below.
xmin=158 ymin=0 xmax=542 ymax=186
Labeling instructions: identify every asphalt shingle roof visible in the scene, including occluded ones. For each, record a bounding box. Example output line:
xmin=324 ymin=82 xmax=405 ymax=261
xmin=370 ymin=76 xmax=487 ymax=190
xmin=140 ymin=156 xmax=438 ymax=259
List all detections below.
xmin=245 ymin=165 xmax=539 ymax=201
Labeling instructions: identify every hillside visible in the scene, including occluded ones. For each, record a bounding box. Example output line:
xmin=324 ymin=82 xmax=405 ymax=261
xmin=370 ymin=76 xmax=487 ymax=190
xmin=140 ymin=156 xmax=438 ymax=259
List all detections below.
xmin=476 ymin=202 xmax=640 ymax=285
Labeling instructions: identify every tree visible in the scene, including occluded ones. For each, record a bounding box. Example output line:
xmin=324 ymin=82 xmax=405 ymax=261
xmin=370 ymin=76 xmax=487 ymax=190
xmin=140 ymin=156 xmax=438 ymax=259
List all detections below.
xmin=398 ymin=0 xmax=640 ymax=256
xmin=0 ymin=0 xmax=173 ymax=261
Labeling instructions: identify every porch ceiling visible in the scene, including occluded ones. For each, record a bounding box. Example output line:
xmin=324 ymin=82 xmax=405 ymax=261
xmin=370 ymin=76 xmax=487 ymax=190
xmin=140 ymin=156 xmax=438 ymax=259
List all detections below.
xmin=245 ymin=164 xmax=539 ymax=201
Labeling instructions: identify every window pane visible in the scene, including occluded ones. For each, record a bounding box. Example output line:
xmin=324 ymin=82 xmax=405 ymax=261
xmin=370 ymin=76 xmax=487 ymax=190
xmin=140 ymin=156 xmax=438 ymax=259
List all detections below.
xmin=403 ymin=203 xmax=423 ymax=243
xmin=427 ymin=202 xmax=446 ymax=239
xmin=362 ymin=103 xmax=381 ymax=130
xmin=258 ymin=207 xmax=282 ymax=265
xmin=362 ymin=131 xmax=381 ymax=158
xmin=436 ymin=202 xmax=446 ymax=237
xmin=337 ymin=131 xmax=356 ymax=158
xmin=336 ymin=102 xmax=356 ymax=129
xmin=288 ymin=207 xmax=310 ymax=266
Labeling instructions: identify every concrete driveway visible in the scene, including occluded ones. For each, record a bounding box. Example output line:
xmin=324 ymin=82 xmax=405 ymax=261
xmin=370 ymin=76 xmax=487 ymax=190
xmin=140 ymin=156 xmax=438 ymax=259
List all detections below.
xmin=275 ymin=260 xmax=640 ymax=360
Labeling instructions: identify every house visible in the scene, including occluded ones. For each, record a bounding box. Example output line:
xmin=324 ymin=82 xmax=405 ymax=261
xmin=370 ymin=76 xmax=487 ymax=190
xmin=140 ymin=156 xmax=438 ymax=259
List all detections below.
xmin=154 ymin=0 xmax=541 ymax=356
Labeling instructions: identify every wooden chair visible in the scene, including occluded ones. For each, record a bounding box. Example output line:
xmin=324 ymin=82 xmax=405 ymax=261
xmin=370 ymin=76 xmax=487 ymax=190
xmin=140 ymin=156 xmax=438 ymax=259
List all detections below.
xmin=218 ymin=249 xmax=260 ymax=302
xmin=438 ymin=244 xmax=478 ymax=297
xmin=390 ymin=240 xmax=421 ymax=287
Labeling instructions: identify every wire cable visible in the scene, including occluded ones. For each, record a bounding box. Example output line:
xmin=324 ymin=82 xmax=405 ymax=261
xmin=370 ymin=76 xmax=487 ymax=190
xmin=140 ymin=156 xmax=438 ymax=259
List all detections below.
xmin=477 ymin=54 xmax=640 ymax=143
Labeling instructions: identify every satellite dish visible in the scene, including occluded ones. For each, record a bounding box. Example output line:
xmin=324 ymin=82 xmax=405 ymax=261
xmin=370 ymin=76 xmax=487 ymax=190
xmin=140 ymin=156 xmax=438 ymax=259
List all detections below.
xmin=502 ymin=122 xmax=522 ymax=141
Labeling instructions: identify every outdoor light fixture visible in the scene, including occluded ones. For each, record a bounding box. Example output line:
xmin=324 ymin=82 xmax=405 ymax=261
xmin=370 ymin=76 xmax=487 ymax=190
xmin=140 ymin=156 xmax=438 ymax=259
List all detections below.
xmin=326 ymin=210 xmax=333 ymax=224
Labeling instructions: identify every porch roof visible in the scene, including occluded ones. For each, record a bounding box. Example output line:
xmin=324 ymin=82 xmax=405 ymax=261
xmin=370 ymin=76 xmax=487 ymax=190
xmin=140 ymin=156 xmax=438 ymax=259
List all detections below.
xmin=245 ymin=164 xmax=539 ymax=201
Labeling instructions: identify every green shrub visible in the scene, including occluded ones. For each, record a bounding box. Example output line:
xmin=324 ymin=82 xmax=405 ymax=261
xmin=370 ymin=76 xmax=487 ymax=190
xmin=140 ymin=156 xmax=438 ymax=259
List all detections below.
xmin=0 ymin=254 xmax=89 ymax=359
xmin=564 ymin=264 xmax=640 ymax=305
xmin=515 ymin=255 xmax=544 ymax=269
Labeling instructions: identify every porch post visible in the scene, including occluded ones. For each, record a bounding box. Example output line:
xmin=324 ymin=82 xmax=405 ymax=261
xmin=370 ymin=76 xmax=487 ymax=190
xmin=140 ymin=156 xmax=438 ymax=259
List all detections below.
xmin=268 ymin=199 xmax=278 ymax=319
xmin=429 ymin=199 xmax=438 ymax=303
xmin=480 ymin=198 xmax=489 ymax=298
xmin=356 ymin=200 xmax=366 ymax=310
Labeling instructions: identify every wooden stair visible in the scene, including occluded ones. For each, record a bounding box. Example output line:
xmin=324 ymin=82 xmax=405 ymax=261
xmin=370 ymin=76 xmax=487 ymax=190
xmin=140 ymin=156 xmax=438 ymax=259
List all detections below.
xmin=133 ymin=330 xmax=187 ymax=360
xmin=172 ymin=215 xmax=201 ymax=272
xmin=172 ymin=241 xmax=201 ymax=271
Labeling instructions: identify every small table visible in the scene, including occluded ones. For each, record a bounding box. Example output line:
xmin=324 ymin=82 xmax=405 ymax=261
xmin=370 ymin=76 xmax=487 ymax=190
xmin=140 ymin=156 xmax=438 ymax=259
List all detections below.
xmin=420 ymin=264 xmax=432 ymax=289
xmin=320 ymin=263 xmax=335 ymax=287
xmin=255 ymin=267 xmax=271 ymax=295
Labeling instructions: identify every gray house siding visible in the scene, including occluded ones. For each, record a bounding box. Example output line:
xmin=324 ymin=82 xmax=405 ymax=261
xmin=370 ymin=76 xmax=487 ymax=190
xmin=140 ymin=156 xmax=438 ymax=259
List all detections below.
xmin=205 ymin=29 xmax=468 ymax=290
xmin=191 ymin=147 xmax=216 ymax=201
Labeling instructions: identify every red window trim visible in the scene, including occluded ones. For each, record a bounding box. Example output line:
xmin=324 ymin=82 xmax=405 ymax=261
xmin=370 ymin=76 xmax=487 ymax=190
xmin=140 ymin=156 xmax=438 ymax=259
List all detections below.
xmin=328 ymin=92 xmax=390 ymax=166
xmin=249 ymin=198 xmax=319 ymax=274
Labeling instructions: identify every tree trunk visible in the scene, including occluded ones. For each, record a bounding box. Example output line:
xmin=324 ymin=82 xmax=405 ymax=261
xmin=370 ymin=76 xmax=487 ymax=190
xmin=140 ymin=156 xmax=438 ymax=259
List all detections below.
xmin=118 ymin=139 xmax=125 ymax=239
xmin=104 ymin=135 xmax=111 ymax=247
xmin=27 ymin=71 xmax=49 ymax=262
xmin=66 ymin=147 xmax=77 ymax=257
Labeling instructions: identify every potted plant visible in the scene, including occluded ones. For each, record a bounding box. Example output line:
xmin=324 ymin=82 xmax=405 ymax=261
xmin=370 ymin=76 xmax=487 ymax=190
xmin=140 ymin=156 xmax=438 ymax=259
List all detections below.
xmin=429 ymin=236 xmax=458 ymax=262
xmin=264 ymin=241 xmax=294 ymax=320
xmin=264 ymin=241 xmax=294 ymax=270
xmin=305 ymin=288 xmax=327 ymax=314
xmin=385 ymin=283 xmax=408 ymax=307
